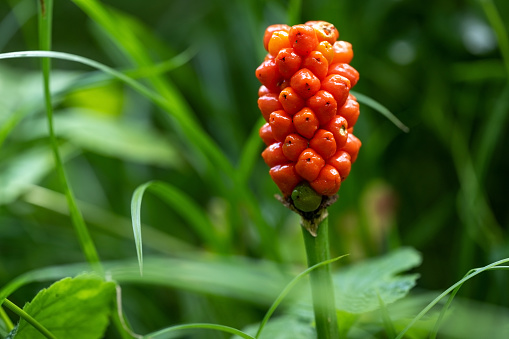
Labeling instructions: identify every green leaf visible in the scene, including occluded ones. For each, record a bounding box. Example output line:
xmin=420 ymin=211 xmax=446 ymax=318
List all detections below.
xmin=15 ymin=275 xmax=115 ymax=339
xmin=0 ymin=144 xmax=78 ymax=205
xmin=236 ymin=315 xmax=315 ymax=339
xmin=334 ymin=247 xmax=421 ymax=314
xmin=18 ymin=109 xmax=183 ymax=168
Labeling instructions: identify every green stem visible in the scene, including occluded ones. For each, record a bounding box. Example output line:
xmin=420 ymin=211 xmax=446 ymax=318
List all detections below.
xmin=38 ymin=0 xmax=102 ymax=271
xmin=2 ymin=299 xmax=57 ymax=339
xmin=301 ymin=214 xmax=339 ymax=339
xmin=0 ymin=305 xmax=14 ymax=331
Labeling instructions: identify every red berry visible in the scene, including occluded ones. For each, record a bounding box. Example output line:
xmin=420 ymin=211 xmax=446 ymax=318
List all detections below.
xmin=269 ymin=110 xmax=296 ymax=142
xmin=263 ymin=24 xmax=291 ymax=52
xmin=328 ymin=150 xmax=351 ymax=179
xmin=295 ymin=148 xmax=325 ymax=182
xmin=293 ymin=107 xmax=319 ymax=139
xmin=302 ymin=51 xmax=329 ymax=80
xmin=341 ymin=133 xmax=361 ymax=162
xmin=259 ymin=123 xmax=276 ymax=146
xmin=258 ymin=85 xmax=271 ymax=97
xmin=306 ymin=90 xmax=337 ymax=126
xmin=282 ymin=134 xmax=308 ymax=162
xmin=338 ymin=96 xmax=360 ymax=127
xmin=275 ymin=48 xmax=302 ymax=78
xmin=258 ymin=93 xmax=283 ymax=122
xmin=262 ymin=142 xmax=288 ymax=167
xmin=316 ymin=41 xmax=334 ymax=64
xmin=328 ymin=63 xmax=359 ymax=87
xmin=256 ymin=58 xmax=284 ymax=92
xmin=332 ymin=40 xmax=353 ymax=64
xmin=310 ymin=165 xmax=341 ymax=196
xmin=309 ymin=129 xmax=337 ymax=159
xmin=325 ymin=115 xmax=348 ymax=149
xmin=320 ymin=74 xmax=351 ymax=107
xmin=290 ymin=68 xmax=321 ymax=99
xmin=279 ymin=87 xmax=305 ymax=116
xmin=269 ymin=164 xmax=302 ymax=197
xmin=289 ymin=24 xmax=318 ymax=56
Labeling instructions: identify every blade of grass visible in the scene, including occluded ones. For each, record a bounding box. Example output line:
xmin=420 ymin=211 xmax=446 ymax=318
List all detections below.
xmin=351 ymin=90 xmax=410 ymax=133
xmin=394 ymin=257 xmax=509 ymax=339
xmin=478 ymin=0 xmax=509 ymax=77
xmin=143 ymin=323 xmax=255 ymax=339
xmin=376 ymin=291 xmax=396 ymax=339
xmin=131 ymin=181 xmax=228 ymax=274
xmin=237 ymin=116 xmax=264 ymax=185
xmin=255 ymin=255 xmax=348 ymax=338
xmin=0 ymin=0 xmax=35 ymax=51
xmin=287 ymin=0 xmax=302 ymax=26
xmin=2 ymin=299 xmax=57 ymax=339
xmin=0 ymin=306 xmax=14 ymax=332
xmin=429 ymin=265 xmax=509 ymax=339
xmin=37 ymin=0 xmax=101 ymax=271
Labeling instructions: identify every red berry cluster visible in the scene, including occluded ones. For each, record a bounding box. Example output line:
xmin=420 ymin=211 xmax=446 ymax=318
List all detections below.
xmin=256 ymin=21 xmax=361 ymax=198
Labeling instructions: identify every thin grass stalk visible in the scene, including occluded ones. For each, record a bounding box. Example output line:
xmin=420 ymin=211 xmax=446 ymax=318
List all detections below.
xmin=301 ymin=214 xmax=339 ymax=339
xmin=2 ymin=298 xmax=57 ymax=339
xmin=37 ymin=0 xmax=101 ymax=270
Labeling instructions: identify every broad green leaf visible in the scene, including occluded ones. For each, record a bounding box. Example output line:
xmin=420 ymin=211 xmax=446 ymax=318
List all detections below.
xmin=334 ymin=247 xmax=421 ymax=314
xmin=15 ymin=275 xmax=115 ymax=339
xmin=0 ymin=144 xmax=77 ymax=205
xmin=235 ymin=315 xmax=315 ymax=339
xmin=18 ymin=109 xmax=183 ymax=168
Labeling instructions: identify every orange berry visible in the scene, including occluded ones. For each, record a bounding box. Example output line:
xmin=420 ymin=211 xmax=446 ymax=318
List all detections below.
xmin=310 ymin=164 xmax=341 ymax=196
xmin=259 ymin=123 xmax=276 ymax=146
xmin=328 ymin=150 xmax=351 ymax=179
xmin=282 ymin=133 xmax=308 ymax=162
xmin=276 ymin=48 xmax=302 ymax=78
xmin=262 ymin=142 xmax=288 ymax=167
xmin=279 ymin=87 xmax=305 ymax=116
xmin=338 ymin=96 xmax=360 ymax=127
xmin=321 ymin=74 xmax=351 ymax=107
xmin=256 ymin=58 xmax=284 ymax=92
xmin=328 ymin=63 xmax=359 ymax=87
xmin=258 ymin=85 xmax=271 ymax=97
xmin=302 ymin=51 xmax=329 ymax=80
xmin=289 ymin=24 xmax=318 ymax=56
xmin=290 ymin=68 xmax=321 ymax=99
xmin=309 ymin=129 xmax=337 ymax=159
xmin=269 ymin=164 xmax=302 ymax=197
xmin=295 ymin=148 xmax=325 ymax=182
xmin=341 ymin=133 xmax=361 ymax=162
xmin=263 ymin=24 xmax=291 ymax=51
xmin=305 ymin=21 xmax=339 ymax=45
xmin=268 ymin=30 xmax=292 ymax=56
xmin=306 ymin=90 xmax=337 ymax=126
xmin=258 ymin=93 xmax=283 ymax=122
xmin=269 ymin=110 xmax=296 ymax=142
xmin=332 ymin=40 xmax=353 ymax=64
xmin=293 ymin=107 xmax=319 ymax=139
xmin=316 ymin=41 xmax=334 ymax=64
xmin=325 ymin=115 xmax=348 ymax=149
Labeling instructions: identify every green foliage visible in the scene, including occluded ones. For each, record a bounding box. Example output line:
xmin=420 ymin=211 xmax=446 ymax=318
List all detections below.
xmin=335 ymin=247 xmax=421 ymax=314
xmin=11 ymin=275 xmax=115 ymax=339
xmin=1 ymin=0 xmax=509 ymax=338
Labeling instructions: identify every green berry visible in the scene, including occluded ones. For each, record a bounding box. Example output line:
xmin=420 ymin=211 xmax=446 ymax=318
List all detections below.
xmin=291 ymin=182 xmax=322 ymax=212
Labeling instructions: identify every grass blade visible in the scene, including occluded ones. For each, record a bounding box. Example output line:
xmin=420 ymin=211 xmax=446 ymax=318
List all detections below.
xmin=237 ymin=116 xmax=264 ymax=185
xmin=255 ymin=255 xmax=348 ymax=338
xmin=37 ymin=0 xmax=101 ymax=271
xmin=395 ymin=257 xmax=509 ymax=339
xmin=2 ymin=299 xmax=57 ymax=339
xmin=479 ymin=0 xmax=509 ymax=77
xmin=143 ymin=323 xmax=255 ymax=339
xmin=351 ymin=90 xmax=409 ymax=133
xmin=131 ymin=181 xmax=228 ymax=274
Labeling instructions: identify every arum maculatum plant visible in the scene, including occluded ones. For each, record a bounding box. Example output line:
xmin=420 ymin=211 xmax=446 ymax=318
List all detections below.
xmin=256 ymin=21 xmax=362 ymax=338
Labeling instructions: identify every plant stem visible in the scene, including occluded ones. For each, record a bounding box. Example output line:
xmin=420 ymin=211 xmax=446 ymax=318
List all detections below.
xmin=2 ymin=298 xmax=57 ymax=339
xmin=301 ymin=214 xmax=339 ymax=339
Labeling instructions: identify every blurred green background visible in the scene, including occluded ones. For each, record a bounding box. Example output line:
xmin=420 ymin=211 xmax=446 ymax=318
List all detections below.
xmin=1 ymin=0 xmax=508 ymax=337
